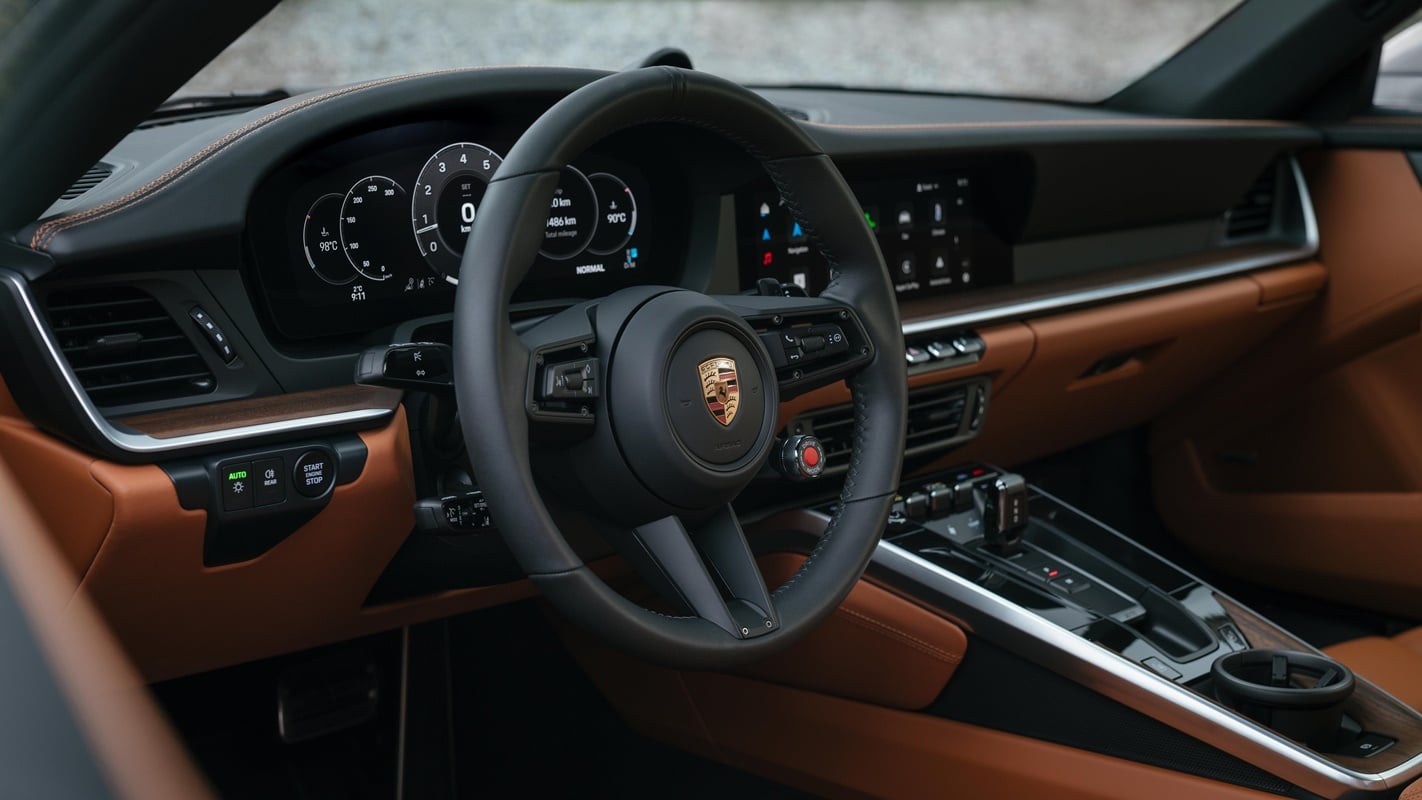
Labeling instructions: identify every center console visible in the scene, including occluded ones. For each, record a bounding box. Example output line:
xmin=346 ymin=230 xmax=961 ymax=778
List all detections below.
xmin=823 ymin=465 xmax=1422 ymax=797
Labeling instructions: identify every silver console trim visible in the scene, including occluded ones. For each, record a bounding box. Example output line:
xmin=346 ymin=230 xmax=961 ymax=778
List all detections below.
xmin=0 ymin=270 xmax=394 ymax=456
xmin=902 ymin=157 xmax=1319 ymax=337
xmin=868 ymin=511 xmax=1422 ymax=798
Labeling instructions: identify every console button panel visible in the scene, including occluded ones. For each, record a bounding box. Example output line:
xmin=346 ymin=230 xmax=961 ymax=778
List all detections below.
xmin=163 ymin=436 xmax=368 ymax=566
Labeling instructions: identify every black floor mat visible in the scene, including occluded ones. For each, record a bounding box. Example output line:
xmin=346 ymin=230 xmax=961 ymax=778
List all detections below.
xmin=155 ymin=604 xmax=818 ymax=799
xmin=445 ymin=602 xmax=820 ymax=800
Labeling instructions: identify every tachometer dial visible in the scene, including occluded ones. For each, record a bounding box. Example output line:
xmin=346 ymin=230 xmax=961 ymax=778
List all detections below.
xmin=341 ymin=175 xmax=409 ymax=281
xmin=411 ymin=142 xmax=502 ymax=282
xmin=539 ymin=166 xmax=598 ymax=261
xmin=302 ymin=193 xmax=356 ymax=285
xmin=586 ymin=173 xmax=638 ymax=256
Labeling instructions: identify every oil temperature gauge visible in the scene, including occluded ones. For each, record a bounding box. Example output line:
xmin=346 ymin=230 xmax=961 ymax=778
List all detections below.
xmin=411 ymin=142 xmax=502 ymax=282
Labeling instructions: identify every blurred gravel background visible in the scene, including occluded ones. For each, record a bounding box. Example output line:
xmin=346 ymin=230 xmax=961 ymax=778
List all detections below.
xmin=183 ymin=0 xmax=1240 ymax=103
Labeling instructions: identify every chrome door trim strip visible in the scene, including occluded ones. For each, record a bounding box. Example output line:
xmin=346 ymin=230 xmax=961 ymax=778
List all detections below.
xmin=902 ymin=158 xmax=1319 ymax=337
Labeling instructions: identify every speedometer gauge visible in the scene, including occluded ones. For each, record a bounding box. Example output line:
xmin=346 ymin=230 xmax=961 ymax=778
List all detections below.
xmin=341 ymin=175 xmax=409 ymax=281
xmin=411 ymin=142 xmax=502 ymax=282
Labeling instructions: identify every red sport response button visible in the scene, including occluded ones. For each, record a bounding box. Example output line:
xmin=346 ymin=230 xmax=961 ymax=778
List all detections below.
xmin=802 ymin=444 xmax=821 ymax=468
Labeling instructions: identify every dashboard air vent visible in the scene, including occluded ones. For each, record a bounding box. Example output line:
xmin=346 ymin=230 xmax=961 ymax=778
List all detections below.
xmin=43 ymin=286 xmax=215 ymax=408
xmin=789 ymin=379 xmax=988 ymax=468
xmin=778 ymin=105 xmax=811 ymax=121
xmin=1223 ymin=166 xmax=1279 ymax=239
xmin=58 ymin=163 xmax=115 ymax=201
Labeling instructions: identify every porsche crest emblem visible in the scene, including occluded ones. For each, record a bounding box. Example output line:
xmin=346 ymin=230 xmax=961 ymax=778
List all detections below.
xmin=698 ymin=357 xmax=740 ymax=427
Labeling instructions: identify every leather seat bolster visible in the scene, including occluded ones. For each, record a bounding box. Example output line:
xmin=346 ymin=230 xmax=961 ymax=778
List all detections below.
xmin=1324 ymin=635 xmax=1422 ymax=711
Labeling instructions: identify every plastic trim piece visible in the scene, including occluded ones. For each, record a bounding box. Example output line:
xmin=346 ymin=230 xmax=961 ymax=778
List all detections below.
xmin=0 ymin=269 xmax=393 ymax=456
xmin=861 ymin=485 xmax=1422 ymax=799
xmin=903 ymin=158 xmax=1319 ymax=337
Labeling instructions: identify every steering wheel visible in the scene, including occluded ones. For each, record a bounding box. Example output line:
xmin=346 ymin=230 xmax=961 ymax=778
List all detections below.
xmin=453 ymin=67 xmax=907 ymax=669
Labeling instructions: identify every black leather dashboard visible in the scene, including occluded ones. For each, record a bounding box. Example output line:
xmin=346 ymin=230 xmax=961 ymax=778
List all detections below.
xmin=0 ymin=66 xmax=1322 ymax=461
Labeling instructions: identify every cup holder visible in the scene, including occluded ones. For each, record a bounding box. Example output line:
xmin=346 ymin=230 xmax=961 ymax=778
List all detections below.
xmin=1211 ymin=648 xmax=1355 ymax=749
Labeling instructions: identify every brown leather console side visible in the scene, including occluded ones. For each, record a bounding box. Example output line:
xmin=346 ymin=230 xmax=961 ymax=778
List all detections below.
xmin=737 ymin=553 xmax=967 ymax=710
xmin=0 ymin=435 xmax=213 ymax=798
xmin=567 ymin=634 xmax=1281 ymax=800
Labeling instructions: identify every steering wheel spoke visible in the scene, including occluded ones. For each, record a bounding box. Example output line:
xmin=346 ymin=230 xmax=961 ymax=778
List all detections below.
xmin=716 ymin=294 xmax=875 ymax=400
xmin=624 ymin=507 xmax=778 ymax=639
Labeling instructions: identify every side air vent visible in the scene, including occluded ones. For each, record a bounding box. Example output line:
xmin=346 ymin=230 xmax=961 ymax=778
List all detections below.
xmin=1223 ymin=165 xmax=1280 ymax=240
xmin=43 ymin=286 xmax=215 ymax=408
xmin=58 ymin=163 xmax=115 ymax=201
xmin=786 ymin=378 xmax=990 ymax=470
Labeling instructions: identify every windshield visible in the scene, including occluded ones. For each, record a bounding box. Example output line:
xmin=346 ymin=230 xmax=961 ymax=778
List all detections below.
xmin=181 ymin=0 xmax=1243 ymax=104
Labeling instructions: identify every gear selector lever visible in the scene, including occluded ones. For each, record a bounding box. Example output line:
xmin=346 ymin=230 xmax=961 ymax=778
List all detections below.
xmin=975 ymin=472 xmax=1029 ymax=555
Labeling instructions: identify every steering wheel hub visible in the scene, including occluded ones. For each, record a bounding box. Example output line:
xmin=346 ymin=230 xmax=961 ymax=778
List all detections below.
xmin=604 ymin=291 xmax=777 ymax=510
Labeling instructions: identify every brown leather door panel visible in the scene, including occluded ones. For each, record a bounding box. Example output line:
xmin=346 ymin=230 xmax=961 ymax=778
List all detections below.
xmin=1153 ymin=151 xmax=1422 ymax=617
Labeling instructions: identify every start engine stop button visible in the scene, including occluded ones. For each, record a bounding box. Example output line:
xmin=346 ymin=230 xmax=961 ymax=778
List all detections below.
xmin=292 ymin=449 xmax=335 ymax=498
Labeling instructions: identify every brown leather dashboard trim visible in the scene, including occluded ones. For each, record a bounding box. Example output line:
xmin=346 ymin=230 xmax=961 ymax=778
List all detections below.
xmin=115 ymin=384 xmax=402 ymax=439
xmin=0 ymin=432 xmax=213 ymax=798
xmin=68 ymin=407 xmax=538 ymax=681
xmin=736 ymin=553 xmax=967 ymax=711
xmin=776 ymin=321 xmax=1034 ymax=428
xmin=922 ymin=268 xmax=1320 ymax=470
xmin=0 ymin=418 xmax=114 ymax=581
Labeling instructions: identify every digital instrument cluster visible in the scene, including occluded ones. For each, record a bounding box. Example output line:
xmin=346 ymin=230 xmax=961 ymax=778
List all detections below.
xmin=738 ymin=173 xmax=1012 ymax=299
xmin=250 ymin=121 xmax=660 ymax=340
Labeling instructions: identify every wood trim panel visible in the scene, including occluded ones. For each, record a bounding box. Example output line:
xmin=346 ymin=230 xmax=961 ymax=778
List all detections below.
xmin=1216 ymin=594 xmax=1422 ymax=774
xmin=116 ymin=385 xmax=402 ymax=439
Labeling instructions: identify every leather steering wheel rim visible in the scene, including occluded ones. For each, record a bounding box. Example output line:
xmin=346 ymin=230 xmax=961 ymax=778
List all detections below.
xmin=453 ymin=67 xmax=907 ymax=669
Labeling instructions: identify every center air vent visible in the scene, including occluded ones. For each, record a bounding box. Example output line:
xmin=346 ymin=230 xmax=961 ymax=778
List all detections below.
xmin=58 ymin=163 xmax=115 ymax=201
xmin=785 ymin=378 xmax=990 ymax=470
xmin=43 ymin=286 xmax=215 ymax=408
xmin=1223 ymin=165 xmax=1280 ymax=240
